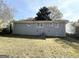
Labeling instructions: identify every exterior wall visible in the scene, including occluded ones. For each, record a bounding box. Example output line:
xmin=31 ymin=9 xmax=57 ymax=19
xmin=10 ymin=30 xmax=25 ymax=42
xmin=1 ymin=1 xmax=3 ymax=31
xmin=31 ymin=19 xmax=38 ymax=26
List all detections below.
xmin=13 ymin=21 xmax=66 ymax=37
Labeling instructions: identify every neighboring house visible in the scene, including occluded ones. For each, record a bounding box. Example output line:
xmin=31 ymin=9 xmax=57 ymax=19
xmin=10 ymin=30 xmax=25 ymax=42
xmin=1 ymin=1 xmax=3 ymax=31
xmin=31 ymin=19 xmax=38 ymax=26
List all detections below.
xmin=0 ymin=23 xmax=8 ymax=28
xmin=1 ymin=21 xmax=10 ymax=28
xmin=66 ymin=22 xmax=76 ymax=35
xmin=0 ymin=19 xmax=11 ymax=33
xmin=13 ymin=20 xmax=68 ymax=37
xmin=66 ymin=22 xmax=79 ymax=37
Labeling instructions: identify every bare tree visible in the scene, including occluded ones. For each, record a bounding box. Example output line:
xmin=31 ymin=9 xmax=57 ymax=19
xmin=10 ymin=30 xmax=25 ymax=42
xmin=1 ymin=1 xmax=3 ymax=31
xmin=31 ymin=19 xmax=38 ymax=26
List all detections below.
xmin=0 ymin=0 xmax=14 ymax=33
xmin=48 ymin=6 xmax=63 ymax=20
xmin=0 ymin=0 xmax=13 ymax=29
xmin=0 ymin=0 xmax=13 ymax=22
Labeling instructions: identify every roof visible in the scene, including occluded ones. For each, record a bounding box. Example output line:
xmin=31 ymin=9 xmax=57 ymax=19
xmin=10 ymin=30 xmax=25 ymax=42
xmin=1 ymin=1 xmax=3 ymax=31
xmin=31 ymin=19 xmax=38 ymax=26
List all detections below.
xmin=75 ymin=23 xmax=79 ymax=27
xmin=14 ymin=20 xmax=68 ymax=24
xmin=66 ymin=22 xmax=79 ymax=27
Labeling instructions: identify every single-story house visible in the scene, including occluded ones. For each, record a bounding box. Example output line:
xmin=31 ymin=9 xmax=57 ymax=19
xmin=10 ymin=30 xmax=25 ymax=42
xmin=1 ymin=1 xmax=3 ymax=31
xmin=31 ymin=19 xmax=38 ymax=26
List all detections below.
xmin=13 ymin=20 xmax=68 ymax=37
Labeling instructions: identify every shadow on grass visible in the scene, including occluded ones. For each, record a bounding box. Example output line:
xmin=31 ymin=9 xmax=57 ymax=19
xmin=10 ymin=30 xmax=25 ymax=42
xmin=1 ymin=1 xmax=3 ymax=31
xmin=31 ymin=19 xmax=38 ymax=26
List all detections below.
xmin=55 ymin=37 xmax=79 ymax=51
xmin=0 ymin=33 xmax=46 ymax=40
xmin=0 ymin=55 xmax=9 ymax=58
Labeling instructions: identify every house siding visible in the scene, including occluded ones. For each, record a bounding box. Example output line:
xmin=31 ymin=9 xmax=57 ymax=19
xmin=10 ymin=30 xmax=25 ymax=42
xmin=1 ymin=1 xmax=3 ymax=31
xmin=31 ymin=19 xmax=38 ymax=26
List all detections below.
xmin=13 ymin=21 xmax=67 ymax=37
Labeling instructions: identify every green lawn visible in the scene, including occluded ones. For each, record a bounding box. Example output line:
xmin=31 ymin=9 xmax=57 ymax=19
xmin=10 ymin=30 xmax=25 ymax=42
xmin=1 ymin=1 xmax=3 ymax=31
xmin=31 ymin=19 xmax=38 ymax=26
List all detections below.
xmin=0 ymin=35 xmax=79 ymax=58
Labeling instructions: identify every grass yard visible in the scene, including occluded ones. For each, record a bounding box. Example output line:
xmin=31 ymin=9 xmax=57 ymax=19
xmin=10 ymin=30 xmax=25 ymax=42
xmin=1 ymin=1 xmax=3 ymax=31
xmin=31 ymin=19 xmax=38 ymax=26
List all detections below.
xmin=0 ymin=34 xmax=79 ymax=58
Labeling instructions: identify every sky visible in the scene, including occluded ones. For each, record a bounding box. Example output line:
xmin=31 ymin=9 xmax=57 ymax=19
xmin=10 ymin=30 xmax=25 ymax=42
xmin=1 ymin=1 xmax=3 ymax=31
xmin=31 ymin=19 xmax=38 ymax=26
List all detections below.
xmin=4 ymin=0 xmax=79 ymax=21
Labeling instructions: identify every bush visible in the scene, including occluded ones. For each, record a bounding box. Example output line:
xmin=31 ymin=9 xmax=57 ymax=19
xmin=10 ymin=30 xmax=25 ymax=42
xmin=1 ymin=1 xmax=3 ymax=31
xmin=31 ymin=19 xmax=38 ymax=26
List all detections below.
xmin=2 ymin=28 xmax=10 ymax=34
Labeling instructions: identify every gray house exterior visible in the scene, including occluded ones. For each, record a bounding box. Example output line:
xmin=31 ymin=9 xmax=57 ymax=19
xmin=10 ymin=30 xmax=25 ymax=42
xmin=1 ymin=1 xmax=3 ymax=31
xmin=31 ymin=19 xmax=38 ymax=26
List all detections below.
xmin=13 ymin=20 xmax=68 ymax=37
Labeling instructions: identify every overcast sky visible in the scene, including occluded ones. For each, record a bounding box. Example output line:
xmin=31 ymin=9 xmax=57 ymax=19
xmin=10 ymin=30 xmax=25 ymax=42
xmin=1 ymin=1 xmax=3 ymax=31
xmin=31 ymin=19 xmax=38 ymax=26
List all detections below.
xmin=5 ymin=0 xmax=79 ymax=21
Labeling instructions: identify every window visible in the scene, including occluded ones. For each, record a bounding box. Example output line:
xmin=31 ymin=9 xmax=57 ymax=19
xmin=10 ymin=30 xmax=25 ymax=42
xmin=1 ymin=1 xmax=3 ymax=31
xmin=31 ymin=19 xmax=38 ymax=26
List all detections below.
xmin=37 ymin=23 xmax=44 ymax=28
xmin=37 ymin=30 xmax=38 ymax=32
xmin=48 ymin=30 xmax=50 ymax=32
xmin=55 ymin=23 xmax=59 ymax=28
xmin=26 ymin=24 xmax=31 ymax=27
xmin=40 ymin=23 xmax=42 ymax=26
xmin=36 ymin=30 xmax=39 ymax=32
xmin=37 ymin=23 xmax=39 ymax=26
xmin=50 ymin=23 xmax=52 ymax=25
xmin=50 ymin=23 xmax=53 ymax=27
